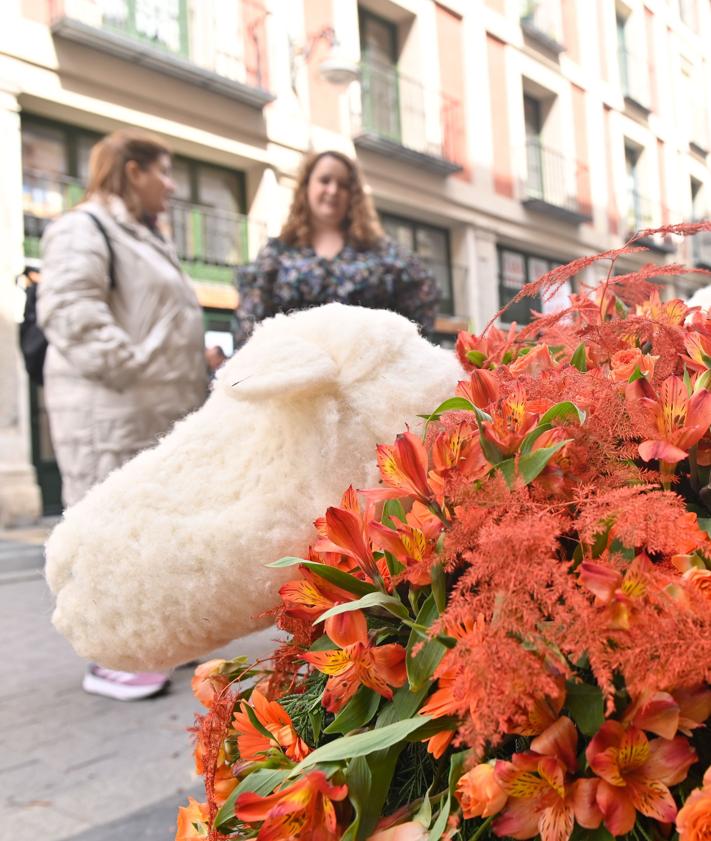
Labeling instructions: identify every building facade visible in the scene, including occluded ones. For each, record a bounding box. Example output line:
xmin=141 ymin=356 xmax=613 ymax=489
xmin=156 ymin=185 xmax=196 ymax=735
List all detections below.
xmin=1 ymin=0 xmax=710 ymax=523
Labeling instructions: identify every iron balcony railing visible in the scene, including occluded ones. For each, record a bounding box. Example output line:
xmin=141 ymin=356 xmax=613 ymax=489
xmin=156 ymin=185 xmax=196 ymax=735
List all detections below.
xmin=523 ymin=139 xmax=589 ymax=218
xmin=21 ymin=170 xmax=265 ymax=277
xmin=618 ymin=45 xmax=650 ymax=110
xmin=355 ymin=59 xmax=464 ymax=166
xmin=168 ymin=200 xmax=266 ymax=274
xmin=55 ymin=0 xmax=269 ymax=90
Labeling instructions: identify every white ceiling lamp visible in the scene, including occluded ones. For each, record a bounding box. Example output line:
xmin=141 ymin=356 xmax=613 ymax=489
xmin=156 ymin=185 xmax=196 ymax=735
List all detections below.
xmin=290 ymin=26 xmax=359 ymax=90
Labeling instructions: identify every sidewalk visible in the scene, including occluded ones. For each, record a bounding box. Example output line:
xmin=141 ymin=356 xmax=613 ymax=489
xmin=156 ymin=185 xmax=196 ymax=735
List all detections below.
xmin=0 ymin=519 xmax=278 ymax=840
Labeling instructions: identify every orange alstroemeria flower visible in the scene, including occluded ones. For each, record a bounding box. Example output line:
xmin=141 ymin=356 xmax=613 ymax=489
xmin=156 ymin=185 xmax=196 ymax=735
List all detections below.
xmin=493 ymin=717 xmax=597 ymax=841
xmin=508 ymin=344 xmax=557 ymax=378
xmin=279 ymin=568 xmax=364 ymax=648
xmin=314 ymin=504 xmax=381 ymax=582
xmin=191 ymin=659 xmax=229 ymax=709
xmin=175 ymin=797 xmax=210 ymax=841
xmin=236 ymin=770 xmax=348 ymax=841
xmin=684 ymin=331 xmax=711 ymax=372
xmin=430 ymin=421 xmax=490 ymax=484
xmin=456 ymin=368 xmax=500 ymax=408
xmin=578 ymin=558 xmax=647 ymax=629
xmin=622 ymin=686 xmax=711 ymax=740
xmin=302 ymin=627 xmax=407 ymax=713
xmin=481 ymin=385 xmax=539 ymax=460
xmin=369 ymin=431 xmax=434 ymax=504
xmin=610 ymin=347 xmax=658 ymax=383
xmin=636 ymin=290 xmax=688 ymax=326
xmin=456 ymin=762 xmax=508 ymax=819
xmin=232 ymin=689 xmax=310 ymax=762
xmin=586 ymin=720 xmax=697 ymax=835
xmin=370 ymin=501 xmax=442 ymax=586
xmin=626 ymin=375 xmax=711 ymax=469
xmin=455 ymin=323 xmax=515 ymax=371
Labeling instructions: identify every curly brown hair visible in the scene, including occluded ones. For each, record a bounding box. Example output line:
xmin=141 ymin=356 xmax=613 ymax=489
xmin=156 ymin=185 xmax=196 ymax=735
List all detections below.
xmin=279 ymin=151 xmax=384 ymax=250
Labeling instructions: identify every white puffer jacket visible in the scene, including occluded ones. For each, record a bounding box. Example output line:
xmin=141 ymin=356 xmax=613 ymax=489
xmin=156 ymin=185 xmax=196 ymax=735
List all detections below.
xmin=37 ymin=196 xmax=207 ymax=506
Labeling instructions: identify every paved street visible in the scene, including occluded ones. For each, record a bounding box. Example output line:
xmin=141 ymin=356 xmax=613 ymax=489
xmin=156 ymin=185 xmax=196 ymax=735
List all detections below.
xmin=0 ymin=524 xmax=278 ymax=841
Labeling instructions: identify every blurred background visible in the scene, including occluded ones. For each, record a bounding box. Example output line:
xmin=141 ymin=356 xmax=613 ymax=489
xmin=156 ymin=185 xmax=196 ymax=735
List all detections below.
xmin=1 ymin=0 xmax=710 ymax=837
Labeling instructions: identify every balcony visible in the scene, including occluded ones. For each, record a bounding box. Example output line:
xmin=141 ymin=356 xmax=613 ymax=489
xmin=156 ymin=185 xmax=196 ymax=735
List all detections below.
xmin=521 ymin=140 xmax=592 ymax=225
xmin=618 ymin=45 xmax=651 ymax=114
xmin=51 ymin=0 xmax=274 ymax=109
xmin=625 ymin=191 xmax=675 ymax=253
xmin=352 ymin=60 xmax=464 ymax=176
xmin=21 ymin=170 xmax=265 ymax=284
xmin=520 ymin=0 xmax=565 ymax=56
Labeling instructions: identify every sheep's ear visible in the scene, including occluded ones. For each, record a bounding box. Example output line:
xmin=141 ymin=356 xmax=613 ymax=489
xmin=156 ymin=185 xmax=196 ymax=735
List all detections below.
xmin=222 ymin=334 xmax=338 ymax=401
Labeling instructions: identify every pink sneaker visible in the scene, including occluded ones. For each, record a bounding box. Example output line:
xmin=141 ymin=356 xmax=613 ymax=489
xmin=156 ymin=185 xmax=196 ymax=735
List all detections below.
xmin=82 ymin=664 xmax=170 ymax=700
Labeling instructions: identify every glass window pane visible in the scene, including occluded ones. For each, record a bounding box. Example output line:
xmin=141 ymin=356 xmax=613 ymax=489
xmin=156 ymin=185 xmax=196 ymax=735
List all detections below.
xmin=197 ymin=165 xmax=240 ymax=213
xmin=22 ymin=124 xmax=67 ymax=176
xmin=21 ymin=124 xmax=68 ymax=229
xmin=381 ymin=215 xmax=414 ymax=250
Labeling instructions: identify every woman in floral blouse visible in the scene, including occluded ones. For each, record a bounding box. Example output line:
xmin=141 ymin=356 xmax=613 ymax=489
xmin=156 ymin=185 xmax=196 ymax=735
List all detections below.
xmin=234 ymin=150 xmax=439 ymax=347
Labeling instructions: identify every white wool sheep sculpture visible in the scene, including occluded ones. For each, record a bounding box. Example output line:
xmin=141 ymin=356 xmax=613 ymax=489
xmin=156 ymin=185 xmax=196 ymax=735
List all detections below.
xmin=45 ymin=303 xmax=463 ymax=671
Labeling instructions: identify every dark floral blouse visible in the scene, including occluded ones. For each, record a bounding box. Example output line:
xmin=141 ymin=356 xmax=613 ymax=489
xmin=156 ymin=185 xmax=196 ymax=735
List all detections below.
xmin=233 ymin=237 xmax=439 ymax=347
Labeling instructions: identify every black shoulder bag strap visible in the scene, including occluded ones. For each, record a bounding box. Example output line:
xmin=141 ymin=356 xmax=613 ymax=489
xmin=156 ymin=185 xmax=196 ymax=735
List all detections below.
xmin=81 ymin=210 xmax=117 ymax=290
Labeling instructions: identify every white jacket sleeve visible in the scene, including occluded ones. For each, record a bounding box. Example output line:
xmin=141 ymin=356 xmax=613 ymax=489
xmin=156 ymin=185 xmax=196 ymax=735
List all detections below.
xmin=37 ymin=212 xmax=148 ymax=391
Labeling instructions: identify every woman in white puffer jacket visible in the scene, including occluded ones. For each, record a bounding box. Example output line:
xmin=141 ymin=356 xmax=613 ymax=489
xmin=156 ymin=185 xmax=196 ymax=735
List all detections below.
xmin=37 ymin=128 xmax=207 ymax=699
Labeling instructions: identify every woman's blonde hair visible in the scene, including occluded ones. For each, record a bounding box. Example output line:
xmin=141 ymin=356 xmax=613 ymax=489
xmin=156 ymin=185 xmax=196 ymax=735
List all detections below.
xmin=86 ymin=128 xmax=170 ymax=214
xmin=279 ymin=151 xmax=384 ymax=250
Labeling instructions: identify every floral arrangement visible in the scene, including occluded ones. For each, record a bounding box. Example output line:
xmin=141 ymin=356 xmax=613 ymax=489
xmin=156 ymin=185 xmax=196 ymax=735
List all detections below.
xmin=177 ymin=224 xmax=711 ymax=841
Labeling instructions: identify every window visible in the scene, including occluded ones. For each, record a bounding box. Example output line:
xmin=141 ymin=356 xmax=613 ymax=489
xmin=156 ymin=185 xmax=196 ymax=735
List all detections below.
xmin=498 ymin=247 xmax=570 ymax=324
xmin=169 ymin=158 xmax=246 ymax=267
xmin=21 ymin=117 xmax=101 ymax=248
xmin=380 ymin=213 xmax=454 ymax=315
xmin=524 ymin=94 xmax=544 ymax=198
xmin=359 ymin=9 xmax=400 ymax=143
xmin=691 ymin=176 xmax=704 ymax=220
xmin=624 ymin=143 xmax=648 ymax=231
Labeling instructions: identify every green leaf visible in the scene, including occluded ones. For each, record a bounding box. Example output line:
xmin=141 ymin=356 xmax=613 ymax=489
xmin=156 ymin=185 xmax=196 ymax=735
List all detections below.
xmin=519 ymin=440 xmax=571 ymax=485
xmin=406 ymin=593 xmax=446 ymax=692
xmin=571 ymin=343 xmax=587 ymax=372
xmin=466 ymin=349 xmax=487 ymax=367
xmin=497 ymin=457 xmax=516 ymax=488
xmin=341 ymin=755 xmax=371 ymax=841
xmin=315 ymin=591 xmax=409 ymax=624
xmin=431 ymin=563 xmax=446 ymax=614
xmin=267 ymin=559 xmax=376 ymax=597
xmin=214 ymin=767 xmax=289 ymax=829
xmin=565 ymin=681 xmax=604 ymax=737
xmin=423 ymin=396 xmax=478 ymax=424
xmin=358 ymin=745 xmax=404 ymax=838
xmin=244 ymin=699 xmax=279 ymax=745
xmin=479 ymin=430 xmax=503 ymax=465
xmin=520 ymin=423 xmax=553 ymax=456
xmin=324 ymin=686 xmax=381 ymax=735
xmin=382 ymin=499 xmax=407 ymax=527
xmin=267 ymin=555 xmax=310 ymax=568
xmin=413 ymin=784 xmax=433 ymax=830
xmin=538 ymin=401 xmax=586 ymax=426
xmin=429 ymin=750 xmax=469 ymax=841
xmin=289 ymin=716 xmax=433 ymax=775
xmin=628 ymin=365 xmax=645 ymax=383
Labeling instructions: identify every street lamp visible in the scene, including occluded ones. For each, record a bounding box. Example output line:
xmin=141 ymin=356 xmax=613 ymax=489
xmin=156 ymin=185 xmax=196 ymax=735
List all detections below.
xmin=290 ymin=26 xmax=360 ymax=91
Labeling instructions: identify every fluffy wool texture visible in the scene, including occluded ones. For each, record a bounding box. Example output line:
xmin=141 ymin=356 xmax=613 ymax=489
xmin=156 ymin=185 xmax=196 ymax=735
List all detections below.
xmin=45 ymin=303 xmax=462 ymax=670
